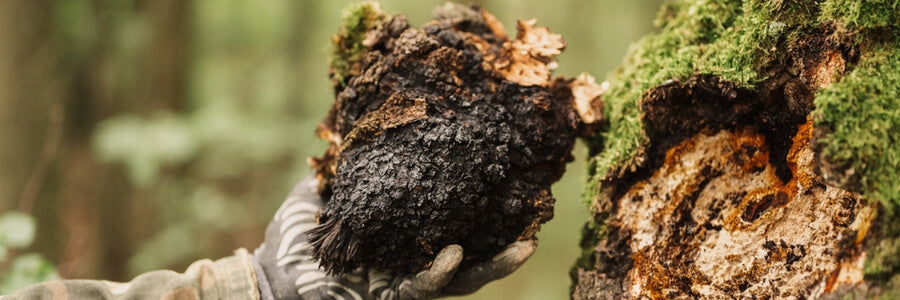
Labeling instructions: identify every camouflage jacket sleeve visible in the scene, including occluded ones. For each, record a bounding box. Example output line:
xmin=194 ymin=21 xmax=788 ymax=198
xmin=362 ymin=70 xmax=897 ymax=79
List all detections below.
xmin=1 ymin=249 xmax=259 ymax=300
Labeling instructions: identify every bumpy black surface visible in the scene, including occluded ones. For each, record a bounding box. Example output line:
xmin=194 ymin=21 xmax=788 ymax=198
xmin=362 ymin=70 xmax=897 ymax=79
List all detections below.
xmin=309 ymin=8 xmax=578 ymax=274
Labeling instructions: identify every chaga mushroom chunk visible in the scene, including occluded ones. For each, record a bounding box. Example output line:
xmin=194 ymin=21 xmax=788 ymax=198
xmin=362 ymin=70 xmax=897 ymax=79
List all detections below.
xmin=308 ymin=3 xmax=582 ymax=274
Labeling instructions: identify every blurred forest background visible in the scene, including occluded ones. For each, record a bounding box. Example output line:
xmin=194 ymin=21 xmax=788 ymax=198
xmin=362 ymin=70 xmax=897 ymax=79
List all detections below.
xmin=0 ymin=0 xmax=662 ymax=298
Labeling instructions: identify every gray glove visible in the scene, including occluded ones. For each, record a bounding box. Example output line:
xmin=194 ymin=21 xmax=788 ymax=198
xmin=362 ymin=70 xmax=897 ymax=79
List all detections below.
xmin=368 ymin=240 xmax=538 ymax=299
xmin=252 ymin=174 xmax=537 ymax=300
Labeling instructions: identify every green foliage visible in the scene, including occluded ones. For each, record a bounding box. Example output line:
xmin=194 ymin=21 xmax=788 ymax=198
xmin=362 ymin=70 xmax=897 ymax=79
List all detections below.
xmin=0 ymin=212 xmax=36 ymax=250
xmin=92 ymin=108 xmax=313 ymax=187
xmin=0 ymin=212 xmax=59 ymax=294
xmin=128 ymin=222 xmax=199 ymax=275
xmin=87 ymin=0 xmax=332 ymax=275
xmin=814 ymin=38 xmax=900 ymax=209
xmin=329 ymin=1 xmax=387 ymax=85
xmin=126 ymin=181 xmax=247 ymax=275
xmin=93 ymin=114 xmax=197 ymax=187
xmin=0 ymin=254 xmax=60 ymax=295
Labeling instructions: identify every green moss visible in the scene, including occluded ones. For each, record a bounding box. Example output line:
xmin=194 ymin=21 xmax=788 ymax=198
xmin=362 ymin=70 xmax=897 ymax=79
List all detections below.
xmin=583 ymin=0 xmax=814 ymax=206
xmin=819 ymin=0 xmax=900 ymax=30
xmin=814 ymin=36 xmax=900 ymax=210
xmin=583 ymin=0 xmax=899 ymax=210
xmin=329 ymin=2 xmax=387 ymax=86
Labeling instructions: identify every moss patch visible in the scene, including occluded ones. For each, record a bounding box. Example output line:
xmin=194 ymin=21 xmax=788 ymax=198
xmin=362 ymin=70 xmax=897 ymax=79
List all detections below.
xmin=814 ymin=36 xmax=900 ymax=210
xmin=328 ymin=1 xmax=387 ymax=86
xmin=586 ymin=0 xmax=770 ymax=205
xmin=819 ymin=0 xmax=900 ymax=30
xmin=584 ymin=0 xmax=899 ymax=211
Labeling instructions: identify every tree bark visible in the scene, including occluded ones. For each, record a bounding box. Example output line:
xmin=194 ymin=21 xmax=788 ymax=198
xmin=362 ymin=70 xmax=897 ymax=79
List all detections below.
xmin=573 ymin=0 xmax=900 ymax=298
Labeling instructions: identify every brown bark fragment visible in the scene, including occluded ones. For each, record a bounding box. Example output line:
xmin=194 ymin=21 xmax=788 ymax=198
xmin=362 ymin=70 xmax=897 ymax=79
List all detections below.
xmin=568 ymin=73 xmax=606 ymax=125
xmin=493 ymin=19 xmax=566 ymax=87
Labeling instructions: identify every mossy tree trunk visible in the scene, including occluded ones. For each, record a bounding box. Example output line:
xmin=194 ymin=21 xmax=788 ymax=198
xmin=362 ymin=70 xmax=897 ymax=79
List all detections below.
xmin=573 ymin=0 xmax=899 ymax=298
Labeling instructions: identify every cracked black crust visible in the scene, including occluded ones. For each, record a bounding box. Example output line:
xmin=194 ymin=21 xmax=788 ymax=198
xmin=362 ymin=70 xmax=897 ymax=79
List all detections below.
xmin=309 ymin=5 xmax=578 ymax=274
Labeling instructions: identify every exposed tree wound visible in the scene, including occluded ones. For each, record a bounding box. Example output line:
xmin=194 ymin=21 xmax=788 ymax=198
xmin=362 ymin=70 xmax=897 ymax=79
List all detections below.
xmin=308 ymin=4 xmax=588 ymax=274
xmin=577 ymin=27 xmax=876 ymax=298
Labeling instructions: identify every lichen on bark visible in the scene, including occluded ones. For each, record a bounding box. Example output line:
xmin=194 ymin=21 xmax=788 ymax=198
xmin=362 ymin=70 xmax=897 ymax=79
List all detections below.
xmin=576 ymin=0 xmax=900 ymax=298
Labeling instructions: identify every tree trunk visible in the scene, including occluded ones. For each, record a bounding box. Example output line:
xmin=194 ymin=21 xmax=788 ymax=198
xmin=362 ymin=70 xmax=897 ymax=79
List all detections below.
xmin=0 ymin=0 xmax=191 ymax=281
xmin=572 ymin=0 xmax=900 ymax=298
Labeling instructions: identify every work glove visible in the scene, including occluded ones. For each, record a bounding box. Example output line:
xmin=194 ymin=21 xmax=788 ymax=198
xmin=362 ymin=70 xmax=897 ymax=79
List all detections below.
xmin=252 ymin=174 xmax=537 ymax=300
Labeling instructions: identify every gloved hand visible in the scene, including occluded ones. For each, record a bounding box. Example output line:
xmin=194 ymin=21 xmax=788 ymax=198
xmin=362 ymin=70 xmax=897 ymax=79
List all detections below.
xmin=252 ymin=174 xmax=537 ymax=300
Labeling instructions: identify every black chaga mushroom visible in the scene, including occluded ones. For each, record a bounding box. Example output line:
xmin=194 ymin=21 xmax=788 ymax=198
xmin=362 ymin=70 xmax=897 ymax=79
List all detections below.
xmin=307 ymin=2 xmax=602 ymax=274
